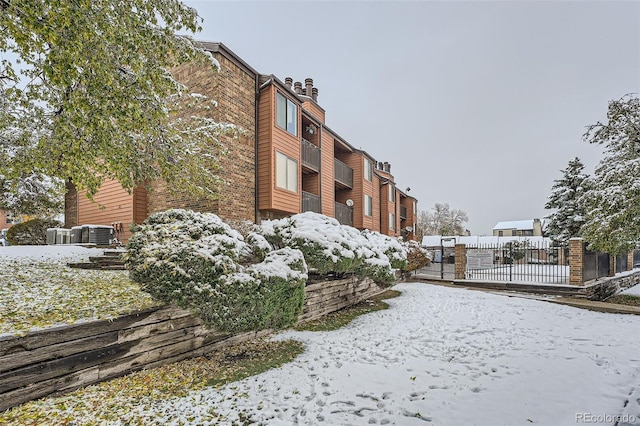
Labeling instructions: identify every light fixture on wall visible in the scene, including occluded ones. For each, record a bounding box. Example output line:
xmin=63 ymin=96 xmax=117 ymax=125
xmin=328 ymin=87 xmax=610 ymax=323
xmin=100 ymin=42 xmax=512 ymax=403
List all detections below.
xmin=306 ymin=124 xmax=316 ymax=134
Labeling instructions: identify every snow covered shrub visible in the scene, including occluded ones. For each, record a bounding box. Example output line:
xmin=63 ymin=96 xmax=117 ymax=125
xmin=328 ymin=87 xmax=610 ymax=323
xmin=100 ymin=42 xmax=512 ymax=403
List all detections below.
xmin=357 ymin=230 xmax=408 ymax=285
xmin=262 ymin=212 xmax=369 ymax=275
xmin=183 ymin=248 xmax=307 ymax=333
xmin=261 ymin=212 xmax=407 ymax=285
xmin=125 ymin=209 xmax=307 ymax=332
xmin=6 ymin=218 xmax=62 ymax=245
xmin=403 ymin=240 xmax=431 ymax=272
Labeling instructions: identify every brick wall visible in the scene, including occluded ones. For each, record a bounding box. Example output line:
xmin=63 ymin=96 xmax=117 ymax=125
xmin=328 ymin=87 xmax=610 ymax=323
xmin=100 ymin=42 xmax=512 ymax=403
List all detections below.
xmin=147 ymin=51 xmax=257 ymax=224
xmin=569 ymin=238 xmax=585 ymax=286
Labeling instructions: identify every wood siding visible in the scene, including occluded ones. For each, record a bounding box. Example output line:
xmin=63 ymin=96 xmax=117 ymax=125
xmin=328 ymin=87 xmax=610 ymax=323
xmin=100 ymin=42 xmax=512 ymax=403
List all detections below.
xmin=132 ymin=186 xmax=148 ymax=225
xmin=78 ymin=180 xmax=134 ymax=241
xmin=302 ymin=173 xmax=320 ymax=195
xmin=340 ymin=153 xmax=364 ymax=229
xmin=301 ymin=101 xmax=325 ymax=124
xmin=320 ymin=131 xmax=335 ymax=216
xmin=0 ymin=210 xmax=14 ymax=229
xmin=257 ymin=85 xmax=273 ymax=210
xmin=258 ymin=86 xmax=302 ymax=215
xmin=372 ymin=174 xmax=381 ymax=232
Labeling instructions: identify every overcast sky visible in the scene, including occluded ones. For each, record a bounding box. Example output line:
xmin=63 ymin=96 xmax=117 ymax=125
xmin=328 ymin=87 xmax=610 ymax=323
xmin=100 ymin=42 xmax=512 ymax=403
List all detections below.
xmin=185 ymin=0 xmax=640 ymax=235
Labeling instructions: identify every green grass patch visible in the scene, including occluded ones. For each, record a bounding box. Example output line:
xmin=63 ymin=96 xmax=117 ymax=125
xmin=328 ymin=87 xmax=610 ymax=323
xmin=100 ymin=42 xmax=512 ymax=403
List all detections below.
xmin=606 ymin=294 xmax=640 ymax=306
xmin=294 ymin=289 xmax=402 ymax=332
xmin=0 ymin=260 xmax=160 ymax=335
xmin=0 ymin=338 xmax=304 ymax=425
xmin=206 ymin=339 xmax=305 ymax=387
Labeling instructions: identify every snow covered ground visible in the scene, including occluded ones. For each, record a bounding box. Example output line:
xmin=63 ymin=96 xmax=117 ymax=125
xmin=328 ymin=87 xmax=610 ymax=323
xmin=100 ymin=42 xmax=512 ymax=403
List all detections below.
xmin=622 ymin=283 xmax=640 ymax=296
xmin=122 ymin=282 xmax=640 ymax=426
xmin=0 ymin=244 xmax=103 ymax=262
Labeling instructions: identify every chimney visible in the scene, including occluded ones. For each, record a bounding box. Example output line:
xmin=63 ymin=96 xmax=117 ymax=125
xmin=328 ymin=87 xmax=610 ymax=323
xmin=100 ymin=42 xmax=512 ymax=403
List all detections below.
xmin=294 ymin=81 xmax=302 ymax=94
xmin=305 ymin=78 xmax=313 ymax=98
xmin=284 ymin=77 xmax=293 ymax=89
xmin=312 ymin=87 xmax=318 ymax=102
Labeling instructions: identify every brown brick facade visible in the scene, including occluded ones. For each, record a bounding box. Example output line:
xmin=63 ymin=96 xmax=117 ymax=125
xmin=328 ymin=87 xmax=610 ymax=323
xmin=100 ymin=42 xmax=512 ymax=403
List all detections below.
xmin=454 ymin=244 xmax=467 ymax=280
xmin=569 ymin=238 xmax=585 ymax=285
xmin=147 ymin=50 xmax=257 ymax=224
xmin=64 ymin=179 xmax=78 ymax=228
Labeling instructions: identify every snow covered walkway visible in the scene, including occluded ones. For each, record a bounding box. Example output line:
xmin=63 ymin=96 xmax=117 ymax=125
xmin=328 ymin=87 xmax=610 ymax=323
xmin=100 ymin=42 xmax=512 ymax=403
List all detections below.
xmin=124 ymin=282 xmax=640 ymax=426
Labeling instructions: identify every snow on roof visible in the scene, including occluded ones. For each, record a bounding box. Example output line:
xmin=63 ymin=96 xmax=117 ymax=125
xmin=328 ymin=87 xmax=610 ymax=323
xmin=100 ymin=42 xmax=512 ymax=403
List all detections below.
xmin=493 ymin=219 xmax=536 ymax=230
xmin=422 ymin=235 xmax=550 ymax=248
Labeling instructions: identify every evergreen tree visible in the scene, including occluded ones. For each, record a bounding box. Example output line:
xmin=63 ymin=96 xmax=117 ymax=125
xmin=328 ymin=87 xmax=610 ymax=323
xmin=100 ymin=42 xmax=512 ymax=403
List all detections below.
xmin=580 ymin=95 xmax=640 ymax=254
xmin=544 ymin=157 xmax=589 ymax=243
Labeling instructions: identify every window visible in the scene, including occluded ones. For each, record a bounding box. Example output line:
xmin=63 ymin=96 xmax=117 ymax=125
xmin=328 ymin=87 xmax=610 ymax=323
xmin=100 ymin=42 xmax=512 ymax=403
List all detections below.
xmin=498 ymin=230 xmax=504 ymax=236
xmin=389 ymin=184 xmax=395 ymax=202
xmin=364 ymin=158 xmax=372 ymax=181
xmin=276 ymin=92 xmax=297 ymax=136
xmin=364 ymin=194 xmax=373 ymax=216
xmin=276 ymin=152 xmax=297 ymax=192
xmin=389 ymin=213 xmax=395 ymax=230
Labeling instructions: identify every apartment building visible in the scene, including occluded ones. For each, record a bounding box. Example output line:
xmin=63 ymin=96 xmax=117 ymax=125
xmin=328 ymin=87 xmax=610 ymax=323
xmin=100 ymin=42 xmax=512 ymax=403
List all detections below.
xmin=492 ymin=219 xmax=544 ymax=237
xmin=65 ymin=42 xmax=417 ymax=242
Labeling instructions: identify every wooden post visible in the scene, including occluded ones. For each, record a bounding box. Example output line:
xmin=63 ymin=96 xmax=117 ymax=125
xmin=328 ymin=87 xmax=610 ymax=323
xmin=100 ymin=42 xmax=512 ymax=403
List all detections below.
xmin=569 ymin=238 xmax=585 ymax=286
xmin=455 ymin=244 xmax=466 ymax=280
xmin=628 ymin=251 xmax=634 ymax=271
xmin=609 ymin=255 xmax=616 ymax=277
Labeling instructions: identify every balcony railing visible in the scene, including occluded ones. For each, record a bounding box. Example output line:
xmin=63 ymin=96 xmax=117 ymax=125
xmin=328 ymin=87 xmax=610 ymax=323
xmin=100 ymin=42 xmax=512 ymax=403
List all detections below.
xmin=302 ymin=191 xmax=321 ymax=213
xmin=400 ymin=205 xmax=407 ymax=220
xmin=335 ymin=202 xmax=353 ymax=226
xmin=334 ymin=158 xmax=353 ymax=188
xmin=301 ymin=139 xmax=320 ymax=172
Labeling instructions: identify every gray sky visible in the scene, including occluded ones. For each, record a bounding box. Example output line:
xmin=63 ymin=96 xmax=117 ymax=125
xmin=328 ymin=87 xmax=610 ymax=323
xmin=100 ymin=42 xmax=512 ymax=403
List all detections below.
xmin=185 ymin=0 xmax=640 ymax=235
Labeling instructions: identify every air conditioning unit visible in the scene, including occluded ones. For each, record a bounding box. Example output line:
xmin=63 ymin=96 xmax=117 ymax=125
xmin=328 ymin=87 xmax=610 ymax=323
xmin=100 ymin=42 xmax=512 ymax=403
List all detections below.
xmin=56 ymin=229 xmax=71 ymax=244
xmin=81 ymin=225 xmax=90 ymax=244
xmin=46 ymin=228 xmax=59 ymax=245
xmin=87 ymin=225 xmax=114 ymax=245
xmin=70 ymin=226 xmax=83 ymax=244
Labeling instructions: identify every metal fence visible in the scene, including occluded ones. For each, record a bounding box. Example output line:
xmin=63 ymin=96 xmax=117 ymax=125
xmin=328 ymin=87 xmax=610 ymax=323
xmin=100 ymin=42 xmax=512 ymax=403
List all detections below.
xmin=416 ymin=246 xmax=456 ymax=280
xmin=583 ymin=250 xmax=610 ymax=282
xmin=616 ymin=254 xmax=628 ymax=274
xmin=465 ymin=242 xmax=568 ymax=284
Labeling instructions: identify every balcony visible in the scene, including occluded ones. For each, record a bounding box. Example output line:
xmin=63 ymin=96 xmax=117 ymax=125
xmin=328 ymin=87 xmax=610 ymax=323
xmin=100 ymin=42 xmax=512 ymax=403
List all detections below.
xmin=400 ymin=205 xmax=407 ymax=220
xmin=301 ymin=139 xmax=320 ymax=172
xmin=335 ymin=202 xmax=353 ymax=226
xmin=302 ymin=191 xmax=321 ymax=213
xmin=334 ymin=158 xmax=353 ymax=189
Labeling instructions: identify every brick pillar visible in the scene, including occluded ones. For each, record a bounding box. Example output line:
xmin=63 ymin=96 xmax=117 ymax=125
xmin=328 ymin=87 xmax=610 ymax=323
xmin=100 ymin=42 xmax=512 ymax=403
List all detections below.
xmin=455 ymin=244 xmax=466 ymax=280
xmin=569 ymin=238 xmax=585 ymax=286
xmin=628 ymin=251 xmax=634 ymax=271
xmin=609 ymin=255 xmax=616 ymax=277
xmin=64 ymin=178 xmax=78 ymax=229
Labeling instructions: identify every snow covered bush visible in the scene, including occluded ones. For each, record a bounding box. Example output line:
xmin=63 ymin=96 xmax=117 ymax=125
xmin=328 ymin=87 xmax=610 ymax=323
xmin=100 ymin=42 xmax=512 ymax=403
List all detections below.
xmin=262 ymin=212 xmax=408 ymax=285
xmin=6 ymin=218 xmax=62 ymax=245
xmin=125 ymin=209 xmax=307 ymax=332
xmin=262 ymin=212 xmax=369 ymax=275
xmin=200 ymin=248 xmax=307 ymax=332
xmin=403 ymin=240 xmax=432 ymax=272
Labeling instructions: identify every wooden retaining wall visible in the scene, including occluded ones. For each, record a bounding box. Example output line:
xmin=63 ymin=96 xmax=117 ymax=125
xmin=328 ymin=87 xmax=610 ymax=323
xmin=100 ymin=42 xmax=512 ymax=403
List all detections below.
xmin=0 ymin=275 xmax=384 ymax=411
xmin=300 ymin=275 xmax=383 ymax=322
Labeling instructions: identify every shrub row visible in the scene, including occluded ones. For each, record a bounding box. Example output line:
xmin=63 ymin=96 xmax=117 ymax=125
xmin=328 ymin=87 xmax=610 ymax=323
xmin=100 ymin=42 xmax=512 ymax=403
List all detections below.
xmin=126 ymin=210 xmax=429 ymax=332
